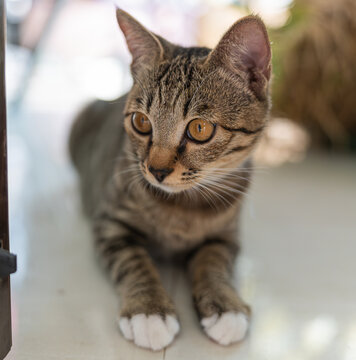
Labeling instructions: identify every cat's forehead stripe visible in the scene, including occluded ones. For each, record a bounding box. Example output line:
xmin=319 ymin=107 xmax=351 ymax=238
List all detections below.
xmin=152 ymin=52 xmax=204 ymax=111
xmin=146 ymin=93 xmax=153 ymax=113
xmin=135 ymin=97 xmax=144 ymax=105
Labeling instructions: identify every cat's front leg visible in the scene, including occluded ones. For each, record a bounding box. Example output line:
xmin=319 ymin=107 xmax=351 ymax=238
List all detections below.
xmin=187 ymin=238 xmax=250 ymax=346
xmin=94 ymin=214 xmax=179 ymax=351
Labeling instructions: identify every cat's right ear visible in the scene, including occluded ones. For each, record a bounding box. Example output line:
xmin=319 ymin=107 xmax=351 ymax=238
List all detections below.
xmin=207 ymin=15 xmax=271 ymax=100
xmin=116 ymin=8 xmax=166 ymax=73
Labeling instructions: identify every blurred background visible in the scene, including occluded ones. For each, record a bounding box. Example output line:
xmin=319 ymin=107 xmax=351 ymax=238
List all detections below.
xmin=4 ymin=1 xmax=356 ymax=360
xmin=6 ymin=0 xmax=356 ymax=161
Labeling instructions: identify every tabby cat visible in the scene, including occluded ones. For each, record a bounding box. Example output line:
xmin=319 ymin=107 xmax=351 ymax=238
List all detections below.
xmin=69 ymin=8 xmax=271 ymax=351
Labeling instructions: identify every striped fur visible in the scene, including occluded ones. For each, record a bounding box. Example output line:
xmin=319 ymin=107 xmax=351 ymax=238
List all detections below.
xmin=69 ymin=9 xmax=271 ymax=350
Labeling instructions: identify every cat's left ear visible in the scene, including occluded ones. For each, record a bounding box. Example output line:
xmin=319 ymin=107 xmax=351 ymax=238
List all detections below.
xmin=116 ymin=8 xmax=171 ymax=74
xmin=207 ymin=15 xmax=271 ymax=99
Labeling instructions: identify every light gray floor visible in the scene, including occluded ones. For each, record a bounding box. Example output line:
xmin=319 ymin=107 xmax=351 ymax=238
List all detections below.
xmin=5 ymin=105 xmax=356 ymax=359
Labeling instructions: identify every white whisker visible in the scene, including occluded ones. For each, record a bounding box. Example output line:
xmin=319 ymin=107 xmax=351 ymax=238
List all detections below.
xmin=193 ymin=183 xmax=219 ymax=211
xmin=197 ymin=182 xmax=233 ymax=209
xmin=201 ymin=178 xmax=247 ymax=200
xmin=202 ymin=174 xmax=249 ymax=190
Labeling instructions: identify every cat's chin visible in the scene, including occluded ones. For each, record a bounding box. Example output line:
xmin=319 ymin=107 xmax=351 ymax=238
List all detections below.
xmin=148 ymin=181 xmax=194 ymax=194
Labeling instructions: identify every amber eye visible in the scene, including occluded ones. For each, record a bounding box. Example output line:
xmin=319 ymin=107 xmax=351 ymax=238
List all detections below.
xmin=131 ymin=112 xmax=152 ymax=135
xmin=186 ymin=119 xmax=215 ymax=143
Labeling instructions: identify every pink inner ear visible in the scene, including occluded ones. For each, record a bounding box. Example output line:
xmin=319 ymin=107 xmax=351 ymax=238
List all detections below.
xmin=240 ymin=23 xmax=270 ymax=77
xmin=116 ymin=9 xmax=158 ymax=63
xmin=116 ymin=12 xmax=143 ymax=59
xmin=220 ymin=17 xmax=271 ymax=80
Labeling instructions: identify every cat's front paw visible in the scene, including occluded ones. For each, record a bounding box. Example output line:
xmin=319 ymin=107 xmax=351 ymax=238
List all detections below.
xmin=201 ymin=311 xmax=249 ymax=345
xmin=119 ymin=314 xmax=180 ymax=351
xmin=194 ymin=284 xmax=250 ymax=346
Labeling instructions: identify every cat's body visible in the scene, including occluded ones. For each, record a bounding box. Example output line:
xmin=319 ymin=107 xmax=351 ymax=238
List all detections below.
xmin=70 ymin=96 xmax=250 ymax=257
xmin=69 ymin=9 xmax=271 ymax=351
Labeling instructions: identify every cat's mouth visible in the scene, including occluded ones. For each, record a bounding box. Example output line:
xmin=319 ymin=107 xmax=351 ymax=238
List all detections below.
xmin=140 ymin=163 xmax=197 ymax=193
xmin=141 ymin=171 xmax=196 ymax=193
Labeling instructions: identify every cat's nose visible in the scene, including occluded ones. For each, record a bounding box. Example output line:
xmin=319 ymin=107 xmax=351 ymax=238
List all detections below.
xmin=148 ymin=166 xmax=173 ymax=183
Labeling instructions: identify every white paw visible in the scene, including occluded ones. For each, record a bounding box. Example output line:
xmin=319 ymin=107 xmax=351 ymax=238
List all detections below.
xmin=119 ymin=314 xmax=180 ymax=351
xmin=201 ymin=311 xmax=249 ymax=345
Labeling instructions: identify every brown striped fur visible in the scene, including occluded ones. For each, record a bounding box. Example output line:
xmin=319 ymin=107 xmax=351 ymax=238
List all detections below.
xmin=69 ymin=9 xmax=271 ymax=349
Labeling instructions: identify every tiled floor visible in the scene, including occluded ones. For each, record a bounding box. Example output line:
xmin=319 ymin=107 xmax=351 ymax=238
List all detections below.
xmin=5 ymin=106 xmax=356 ymax=360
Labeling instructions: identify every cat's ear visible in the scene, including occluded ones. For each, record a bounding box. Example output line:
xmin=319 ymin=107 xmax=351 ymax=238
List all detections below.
xmin=208 ymin=15 xmax=271 ymax=99
xmin=116 ymin=8 xmax=169 ymax=73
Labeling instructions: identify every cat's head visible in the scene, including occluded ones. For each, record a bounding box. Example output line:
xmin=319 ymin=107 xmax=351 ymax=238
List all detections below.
xmin=117 ymin=8 xmax=271 ymax=194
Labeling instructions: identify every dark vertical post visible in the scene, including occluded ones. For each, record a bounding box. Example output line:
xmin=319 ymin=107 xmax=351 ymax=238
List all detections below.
xmin=0 ymin=0 xmax=12 ymax=359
